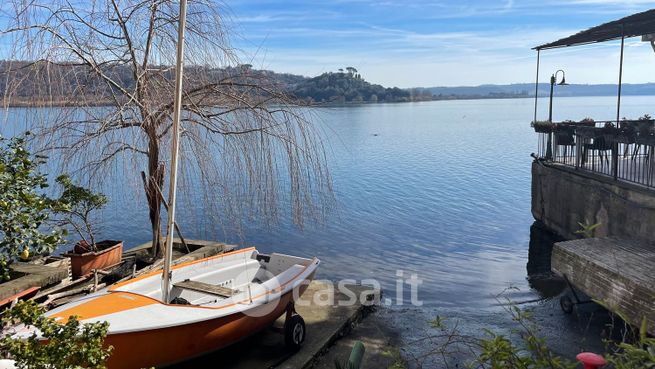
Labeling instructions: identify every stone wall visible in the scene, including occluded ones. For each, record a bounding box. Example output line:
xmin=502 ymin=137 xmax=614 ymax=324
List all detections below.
xmin=531 ymin=161 xmax=655 ymax=242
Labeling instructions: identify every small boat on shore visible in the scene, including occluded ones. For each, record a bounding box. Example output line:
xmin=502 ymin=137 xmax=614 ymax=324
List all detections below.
xmin=20 ymin=247 xmax=319 ymax=368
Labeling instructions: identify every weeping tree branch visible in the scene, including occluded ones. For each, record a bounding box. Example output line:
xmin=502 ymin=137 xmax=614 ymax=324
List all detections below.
xmin=2 ymin=0 xmax=334 ymax=258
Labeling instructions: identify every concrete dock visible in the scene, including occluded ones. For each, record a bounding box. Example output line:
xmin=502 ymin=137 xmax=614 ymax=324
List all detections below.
xmin=532 ymin=161 xmax=655 ymax=242
xmin=552 ymin=236 xmax=655 ymax=335
xmin=533 ymin=149 xmax=655 ymax=335
xmin=174 ymin=281 xmax=393 ymax=369
xmin=0 ymin=259 xmax=70 ymax=307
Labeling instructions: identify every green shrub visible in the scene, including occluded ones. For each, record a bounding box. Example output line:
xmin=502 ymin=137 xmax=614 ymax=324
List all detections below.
xmin=575 ymin=220 xmax=601 ymax=238
xmin=0 ymin=134 xmax=66 ymax=280
xmin=419 ymin=294 xmax=654 ymax=369
xmin=474 ymin=305 xmax=577 ymax=369
xmin=0 ymin=300 xmax=112 ymax=369
xmin=606 ymin=318 xmax=655 ymax=369
xmin=51 ymin=175 xmax=108 ymax=250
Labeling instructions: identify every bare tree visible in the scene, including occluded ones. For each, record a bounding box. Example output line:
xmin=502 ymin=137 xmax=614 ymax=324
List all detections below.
xmin=1 ymin=0 xmax=333 ymax=258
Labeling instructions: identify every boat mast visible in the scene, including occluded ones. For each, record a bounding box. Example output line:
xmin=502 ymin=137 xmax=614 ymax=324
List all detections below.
xmin=162 ymin=0 xmax=188 ymax=303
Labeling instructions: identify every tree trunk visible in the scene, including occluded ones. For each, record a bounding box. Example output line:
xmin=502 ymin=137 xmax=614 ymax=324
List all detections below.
xmin=145 ymin=129 xmax=164 ymax=260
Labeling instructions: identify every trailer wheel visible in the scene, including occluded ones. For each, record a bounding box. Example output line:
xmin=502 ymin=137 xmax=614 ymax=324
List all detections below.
xmin=285 ymin=314 xmax=306 ymax=350
xmin=560 ymin=295 xmax=574 ymax=314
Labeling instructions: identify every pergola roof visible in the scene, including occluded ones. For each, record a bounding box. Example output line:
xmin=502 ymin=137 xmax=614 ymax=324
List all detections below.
xmin=534 ymin=8 xmax=655 ymax=50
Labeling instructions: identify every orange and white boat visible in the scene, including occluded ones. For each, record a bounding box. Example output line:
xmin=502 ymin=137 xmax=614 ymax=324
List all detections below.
xmin=17 ymin=247 xmax=319 ymax=368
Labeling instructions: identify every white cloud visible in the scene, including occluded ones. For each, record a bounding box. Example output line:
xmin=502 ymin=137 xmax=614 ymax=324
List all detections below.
xmin=229 ymin=0 xmax=655 ymax=86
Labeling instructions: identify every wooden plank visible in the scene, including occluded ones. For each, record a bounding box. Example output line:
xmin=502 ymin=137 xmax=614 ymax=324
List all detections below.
xmin=174 ymin=279 xmax=235 ymax=298
xmin=32 ymin=274 xmax=92 ymax=301
xmin=0 ymin=286 xmax=40 ymax=308
xmin=124 ymin=239 xmax=235 ymax=256
xmin=0 ymin=262 xmax=70 ymax=301
xmin=552 ymin=237 xmax=655 ymax=335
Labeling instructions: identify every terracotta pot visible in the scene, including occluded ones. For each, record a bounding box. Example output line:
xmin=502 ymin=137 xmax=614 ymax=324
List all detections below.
xmin=63 ymin=240 xmax=123 ymax=279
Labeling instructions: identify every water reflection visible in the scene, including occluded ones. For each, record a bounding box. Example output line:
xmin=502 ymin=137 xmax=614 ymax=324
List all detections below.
xmin=3 ymin=97 xmax=652 ymax=309
xmin=526 ymin=221 xmax=566 ymax=298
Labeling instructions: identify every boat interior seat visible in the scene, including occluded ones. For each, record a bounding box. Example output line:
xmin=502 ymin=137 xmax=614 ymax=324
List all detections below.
xmin=173 ymin=279 xmax=236 ymax=298
xmin=265 ymin=253 xmax=313 ymax=275
xmin=258 ymin=264 xmax=306 ymax=290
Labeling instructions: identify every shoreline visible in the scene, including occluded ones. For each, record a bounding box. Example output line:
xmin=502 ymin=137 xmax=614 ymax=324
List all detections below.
xmin=6 ymin=93 xmax=655 ymax=109
xmin=7 ymin=93 xmax=654 ymax=109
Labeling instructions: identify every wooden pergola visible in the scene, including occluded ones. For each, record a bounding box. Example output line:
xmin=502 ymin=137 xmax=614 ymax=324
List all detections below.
xmin=532 ymin=8 xmax=655 ymax=124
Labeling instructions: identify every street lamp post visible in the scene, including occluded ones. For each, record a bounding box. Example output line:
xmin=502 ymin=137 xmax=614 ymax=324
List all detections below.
xmin=546 ymin=69 xmax=567 ymax=160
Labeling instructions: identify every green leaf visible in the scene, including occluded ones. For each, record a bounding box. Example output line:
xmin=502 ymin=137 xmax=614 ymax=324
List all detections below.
xmin=1 ymin=301 xmax=112 ymax=368
xmin=0 ymin=135 xmax=67 ymax=279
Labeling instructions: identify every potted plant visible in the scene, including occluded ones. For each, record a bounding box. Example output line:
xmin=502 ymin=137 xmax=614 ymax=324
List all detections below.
xmin=531 ymin=120 xmax=554 ymax=133
xmin=636 ymin=129 xmax=655 ymax=146
xmin=579 ymin=118 xmax=596 ymax=127
xmin=554 ymin=123 xmax=575 ymax=146
xmin=611 ymin=119 xmax=636 ymax=144
xmin=615 ymin=126 xmax=637 ymax=144
xmin=602 ymin=122 xmax=618 ymax=143
xmin=54 ymin=175 xmax=122 ymax=278
xmin=635 ymin=114 xmax=655 ymax=137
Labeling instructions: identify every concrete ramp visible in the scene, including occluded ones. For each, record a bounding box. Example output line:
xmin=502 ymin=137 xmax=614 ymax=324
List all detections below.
xmin=173 ymin=281 xmax=382 ymax=369
xmin=552 ymin=237 xmax=655 ymax=334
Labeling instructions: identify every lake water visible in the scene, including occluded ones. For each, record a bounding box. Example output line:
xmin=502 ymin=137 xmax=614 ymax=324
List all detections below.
xmin=93 ymin=96 xmax=653 ymax=307
xmin=4 ymin=96 xmax=655 ymax=306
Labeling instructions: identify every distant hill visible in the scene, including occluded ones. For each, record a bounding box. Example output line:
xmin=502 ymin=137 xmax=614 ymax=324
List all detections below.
xmin=0 ymin=61 xmax=417 ymax=105
xmin=3 ymin=60 xmax=655 ymax=106
xmin=422 ymin=83 xmax=655 ymax=99
xmin=292 ymin=70 xmax=414 ymax=103
xmin=0 ymin=61 xmax=312 ymax=106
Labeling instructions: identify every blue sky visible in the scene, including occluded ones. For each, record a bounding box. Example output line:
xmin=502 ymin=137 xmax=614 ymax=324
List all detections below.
xmin=226 ymin=0 xmax=655 ymax=87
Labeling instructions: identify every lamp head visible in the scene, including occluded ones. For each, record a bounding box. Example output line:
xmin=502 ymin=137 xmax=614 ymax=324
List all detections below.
xmin=551 ymin=69 xmax=568 ymax=86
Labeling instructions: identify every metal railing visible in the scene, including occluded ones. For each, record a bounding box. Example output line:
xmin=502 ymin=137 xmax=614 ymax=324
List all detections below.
xmin=534 ymin=120 xmax=655 ymax=189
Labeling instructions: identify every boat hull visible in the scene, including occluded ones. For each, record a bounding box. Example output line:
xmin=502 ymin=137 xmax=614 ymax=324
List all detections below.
xmin=104 ymin=277 xmax=312 ymax=368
